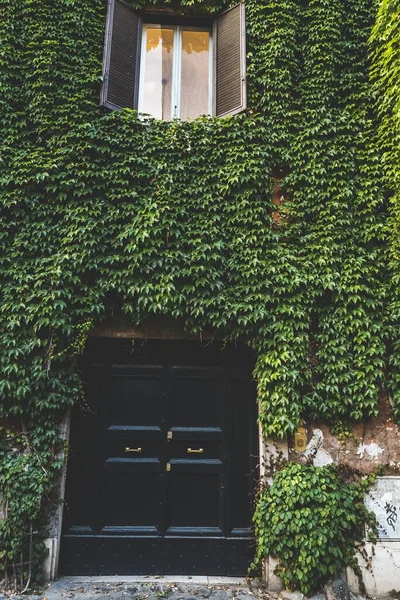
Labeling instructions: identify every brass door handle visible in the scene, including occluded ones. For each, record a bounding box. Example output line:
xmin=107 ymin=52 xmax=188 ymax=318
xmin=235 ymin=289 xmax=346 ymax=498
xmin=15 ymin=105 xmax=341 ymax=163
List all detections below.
xmin=187 ymin=448 xmax=204 ymax=454
xmin=125 ymin=447 xmax=142 ymax=453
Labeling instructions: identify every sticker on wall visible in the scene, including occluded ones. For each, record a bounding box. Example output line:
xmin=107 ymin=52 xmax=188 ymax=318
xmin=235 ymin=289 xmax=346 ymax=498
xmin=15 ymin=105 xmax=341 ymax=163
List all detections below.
xmin=365 ymin=477 xmax=400 ymax=540
xmin=294 ymin=426 xmax=307 ymax=453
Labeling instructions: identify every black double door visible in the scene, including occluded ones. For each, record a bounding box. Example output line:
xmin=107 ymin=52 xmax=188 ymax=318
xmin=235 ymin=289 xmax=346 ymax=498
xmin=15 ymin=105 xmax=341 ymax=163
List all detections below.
xmin=61 ymin=339 xmax=258 ymax=576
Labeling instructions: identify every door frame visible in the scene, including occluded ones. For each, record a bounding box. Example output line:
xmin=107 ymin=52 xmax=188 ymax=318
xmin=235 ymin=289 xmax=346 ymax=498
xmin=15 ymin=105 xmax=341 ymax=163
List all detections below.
xmin=43 ymin=317 xmax=277 ymax=581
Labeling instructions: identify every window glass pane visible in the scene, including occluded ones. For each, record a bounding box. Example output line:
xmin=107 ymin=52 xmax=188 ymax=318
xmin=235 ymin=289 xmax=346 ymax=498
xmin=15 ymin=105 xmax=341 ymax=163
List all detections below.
xmin=180 ymin=30 xmax=210 ymax=120
xmin=141 ymin=27 xmax=174 ymax=119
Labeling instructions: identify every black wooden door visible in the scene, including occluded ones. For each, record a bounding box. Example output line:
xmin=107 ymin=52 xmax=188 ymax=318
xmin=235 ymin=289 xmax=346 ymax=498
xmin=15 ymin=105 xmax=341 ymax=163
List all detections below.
xmin=61 ymin=339 xmax=258 ymax=576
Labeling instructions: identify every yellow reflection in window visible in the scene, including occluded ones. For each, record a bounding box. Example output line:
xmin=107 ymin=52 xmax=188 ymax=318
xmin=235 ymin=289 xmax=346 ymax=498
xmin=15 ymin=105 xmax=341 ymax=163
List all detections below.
xmin=146 ymin=28 xmax=173 ymax=54
xmin=182 ymin=30 xmax=210 ymax=54
xmin=142 ymin=27 xmax=174 ymax=119
xmin=180 ymin=30 xmax=210 ymax=120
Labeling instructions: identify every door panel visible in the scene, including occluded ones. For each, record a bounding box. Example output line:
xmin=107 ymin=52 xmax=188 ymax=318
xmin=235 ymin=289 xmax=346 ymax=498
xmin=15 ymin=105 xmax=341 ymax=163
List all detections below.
xmin=109 ymin=368 xmax=165 ymax=428
xmin=110 ymin=378 xmax=164 ymax=426
xmin=167 ymin=367 xmax=225 ymax=535
xmin=166 ymin=471 xmax=222 ymax=529
xmin=61 ymin=339 xmax=257 ymax=576
xmin=164 ymin=538 xmax=225 ymax=575
xmin=103 ymin=469 xmax=162 ymax=528
xmin=170 ymin=370 xmax=223 ymax=428
xmin=61 ymin=537 xmax=163 ymax=575
xmin=101 ymin=365 xmax=166 ymax=534
xmin=228 ymin=376 xmax=256 ymax=534
xmin=226 ymin=538 xmax=256 ymax=576
xmin=107 ymin=427 xmax=162 ymax=439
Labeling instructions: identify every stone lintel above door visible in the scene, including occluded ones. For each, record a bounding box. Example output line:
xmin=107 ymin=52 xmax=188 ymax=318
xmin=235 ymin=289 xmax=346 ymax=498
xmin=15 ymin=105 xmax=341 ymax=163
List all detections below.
xmin=90 ymin=315 xmax=217 ymax=341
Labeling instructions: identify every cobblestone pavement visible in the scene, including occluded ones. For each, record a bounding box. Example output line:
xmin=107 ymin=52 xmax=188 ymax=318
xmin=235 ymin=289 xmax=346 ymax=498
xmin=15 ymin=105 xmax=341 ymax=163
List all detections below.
xmin=0 ymin=575 xmax=376 ymax=600
xmin=38 ymin=577 xmax=272 ymax=600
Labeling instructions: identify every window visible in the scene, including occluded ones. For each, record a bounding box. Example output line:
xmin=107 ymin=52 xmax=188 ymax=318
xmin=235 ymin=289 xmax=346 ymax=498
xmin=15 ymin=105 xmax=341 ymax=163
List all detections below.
xmin=138 ymin=25 xmax=212 ymax=120
xmin=100 ymin=0 xmax=246 ymax=120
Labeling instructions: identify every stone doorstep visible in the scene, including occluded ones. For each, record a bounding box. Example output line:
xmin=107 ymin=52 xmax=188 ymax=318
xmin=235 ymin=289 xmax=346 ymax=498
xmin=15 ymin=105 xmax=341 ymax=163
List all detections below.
xmin=53 ymin=578 xmax=249 ymax=586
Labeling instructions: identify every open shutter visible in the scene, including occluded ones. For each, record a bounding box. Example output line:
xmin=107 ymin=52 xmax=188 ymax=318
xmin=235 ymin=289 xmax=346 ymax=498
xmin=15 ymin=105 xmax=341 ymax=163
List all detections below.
xmin=100 ymin=0 xmax=141 ymax=110
xmin=214 ymin=2 xmax=247 ymax=117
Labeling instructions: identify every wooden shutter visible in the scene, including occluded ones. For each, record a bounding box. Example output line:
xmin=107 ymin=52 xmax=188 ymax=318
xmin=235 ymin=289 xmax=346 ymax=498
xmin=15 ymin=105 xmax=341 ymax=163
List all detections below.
xmin=100 ymin=0 xmax=141 ymax=110
xmin=214 ymin=3 xmax=247 ymax=117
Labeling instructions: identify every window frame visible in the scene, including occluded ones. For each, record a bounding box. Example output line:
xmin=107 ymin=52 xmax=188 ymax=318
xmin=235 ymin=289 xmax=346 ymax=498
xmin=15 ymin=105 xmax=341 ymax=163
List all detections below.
xmin=138 ymin=23 xmax=214 ymax=120
xmin=100 ymin=0 xmax=247 ymax=119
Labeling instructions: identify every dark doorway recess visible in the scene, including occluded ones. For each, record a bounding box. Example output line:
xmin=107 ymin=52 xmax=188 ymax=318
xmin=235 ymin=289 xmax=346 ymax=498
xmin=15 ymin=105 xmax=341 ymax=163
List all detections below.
xmin=61 ymin=338 xmax=258 ymax=576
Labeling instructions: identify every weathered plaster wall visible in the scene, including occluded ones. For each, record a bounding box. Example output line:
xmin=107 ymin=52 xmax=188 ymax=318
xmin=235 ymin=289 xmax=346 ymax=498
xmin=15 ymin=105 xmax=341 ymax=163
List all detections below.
xmin=289 ymin=397 xmax=400 ymax=474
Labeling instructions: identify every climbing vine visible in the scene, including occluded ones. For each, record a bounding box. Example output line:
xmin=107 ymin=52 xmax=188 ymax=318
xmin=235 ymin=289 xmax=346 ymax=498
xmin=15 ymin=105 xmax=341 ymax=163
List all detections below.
xmin=0 ymin=0 xmax=398 ymax=587
xmin=252 ymin=463 xmax=377 ymax=594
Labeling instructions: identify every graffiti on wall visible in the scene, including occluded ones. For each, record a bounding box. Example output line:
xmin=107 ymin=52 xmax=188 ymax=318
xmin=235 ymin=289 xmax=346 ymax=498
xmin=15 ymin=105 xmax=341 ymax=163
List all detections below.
xmin=366 ymin=477 xmax=400 ymax=540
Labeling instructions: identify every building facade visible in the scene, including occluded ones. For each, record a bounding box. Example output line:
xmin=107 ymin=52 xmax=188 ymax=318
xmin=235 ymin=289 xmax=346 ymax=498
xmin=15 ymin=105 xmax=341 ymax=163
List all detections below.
xmin=1 ymin=0 xmax=400 ymax=596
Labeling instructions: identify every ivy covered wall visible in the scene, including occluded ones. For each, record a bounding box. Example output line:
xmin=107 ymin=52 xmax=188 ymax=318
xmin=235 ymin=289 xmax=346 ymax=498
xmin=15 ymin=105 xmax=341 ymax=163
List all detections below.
xmin=0 ymin=0 xmax=399 ymax=583
xmin=370 ymin=0 xmax=400 ymax=411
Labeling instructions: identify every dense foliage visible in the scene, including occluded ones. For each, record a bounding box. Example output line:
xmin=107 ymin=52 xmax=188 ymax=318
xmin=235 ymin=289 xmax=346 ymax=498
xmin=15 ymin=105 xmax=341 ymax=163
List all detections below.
xmin=369 ymin=0 xmax=400 ymax=417
xmin=252 ymin=463 xmax=377 ymax=594
xmin=0 ymin=0 xmax=398 ymax=585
